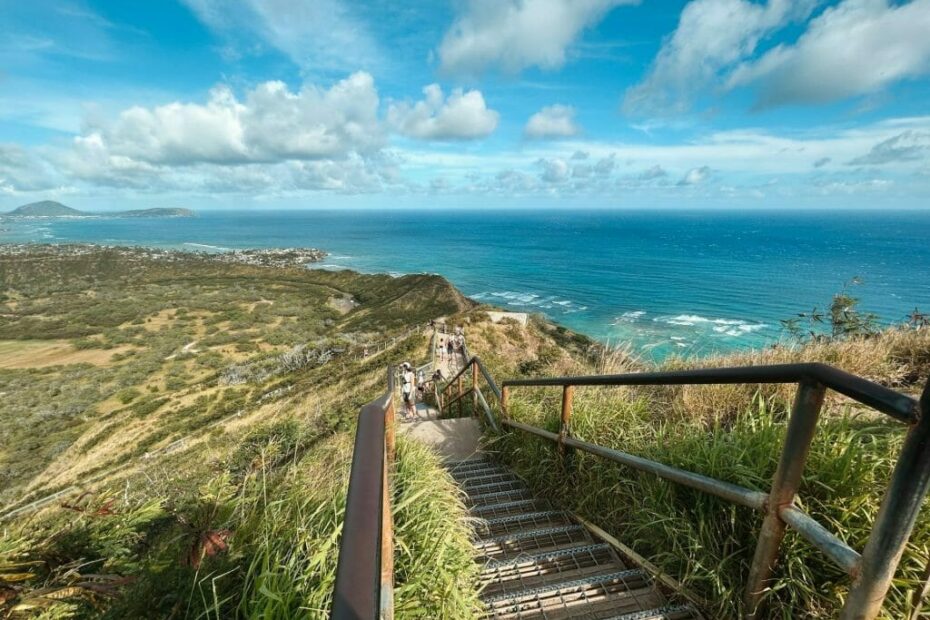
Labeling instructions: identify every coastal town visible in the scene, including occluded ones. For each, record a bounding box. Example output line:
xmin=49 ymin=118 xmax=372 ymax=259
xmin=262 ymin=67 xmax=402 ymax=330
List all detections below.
xmin=0 ymin=243 xmax=327 ymax=268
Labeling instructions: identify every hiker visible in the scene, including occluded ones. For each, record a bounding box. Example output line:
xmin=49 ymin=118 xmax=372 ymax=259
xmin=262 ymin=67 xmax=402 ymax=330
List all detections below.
xmin=446 ymin=338 xmax=454 ymax=357
xmin=401 ymin=362 xmax=416 ymax=420
xmin=437 ymin=337 xmax=445 ymax=362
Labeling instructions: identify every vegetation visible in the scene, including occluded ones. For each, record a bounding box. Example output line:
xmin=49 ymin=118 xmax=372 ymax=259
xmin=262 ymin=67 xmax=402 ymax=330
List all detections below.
xmin=460 ymin=308 xmax=930 ymax=619
xmin=0 ymin=244 xmax=477 ymax=618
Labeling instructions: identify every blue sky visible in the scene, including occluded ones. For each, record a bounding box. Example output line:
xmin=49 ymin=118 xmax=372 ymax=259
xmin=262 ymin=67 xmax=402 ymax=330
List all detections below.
xmin=2 ymin=0 xmax=930 ymax=210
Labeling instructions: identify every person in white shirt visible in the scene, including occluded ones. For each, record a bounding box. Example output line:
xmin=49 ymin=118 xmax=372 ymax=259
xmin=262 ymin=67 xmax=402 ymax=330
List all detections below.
xmin=401 ymin=362 xmax=416 ymax=420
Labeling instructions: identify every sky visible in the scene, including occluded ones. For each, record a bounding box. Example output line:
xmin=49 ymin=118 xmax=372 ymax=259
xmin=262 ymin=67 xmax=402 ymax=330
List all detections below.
xmin=2 ymin=0 xmax=930 ymax=210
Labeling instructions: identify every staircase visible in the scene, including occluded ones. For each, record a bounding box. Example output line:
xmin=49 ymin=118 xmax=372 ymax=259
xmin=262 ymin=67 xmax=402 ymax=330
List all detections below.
xmin=446 ymin=456 xmax=703 ymax=620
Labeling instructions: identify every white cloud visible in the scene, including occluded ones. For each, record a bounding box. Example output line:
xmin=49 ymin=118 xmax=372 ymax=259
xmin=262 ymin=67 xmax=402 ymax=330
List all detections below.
xmin=678 ymin=166 xmax=712 ymax=185
xmin=181 ymin=0 xmax=380 ymax=73
xmin=524 ymin=104 xmax=581 ymax=139
xmin=387 ymin=84 xmax=499 ymax=140
xmin=728 ymin=0 xmax=930 ymax=107
xmin=438 ymin=0 xmax=638 ymax=75
xmin=639 ymin=164 xmax=668 ymax=180
xmin=623 ymin=0 xmax=815 ymax=115
xmin=80 ymin=72 xmax=381 ymax=166
xmin=537 ymin=157 xmax=572 ymax=183
xmin=848 ymin=130 xmax=930 ymax=166
xmin=0 ymin=144 xmax=62 ymax=192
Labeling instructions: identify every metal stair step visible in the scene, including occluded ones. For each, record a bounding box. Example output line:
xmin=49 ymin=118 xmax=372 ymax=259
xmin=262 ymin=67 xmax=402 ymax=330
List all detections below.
xmin=484 ymin=569 xmax=664 ymax=620
xmin=476 ymin=524 xmax=592 ymax=561
xmin=480 ymin=543 xmax=627 ymax=598
xmin=466 ymin=487 xmax=533 ymax=508
xmin=470 ymin=498 xmax=549 ymax=519
xmin=476 ymin=510 xmax=574 ymax=540
xmin=459 ymin=472 xmax=521 ymax=488
xmin=604 ymin=604 xmax=702 ymax=620
xmin=464 ymin=478 xmax=527 ymax=496
xmin=451 ymin=466 xmax=511 ymax=482
xmin=446 ymin=458 xmax=494 ymax=473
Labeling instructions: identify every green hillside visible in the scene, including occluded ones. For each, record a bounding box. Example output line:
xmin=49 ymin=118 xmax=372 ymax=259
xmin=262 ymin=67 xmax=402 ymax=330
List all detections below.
xmin=6 ymin=201 xmax=84 ymax=217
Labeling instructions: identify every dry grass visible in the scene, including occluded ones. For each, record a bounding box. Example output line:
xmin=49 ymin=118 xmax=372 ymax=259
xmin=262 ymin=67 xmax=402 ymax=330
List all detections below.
xmin=0 ymin=339 xmax=137 ymax=369
xmin=487 ymin=321 xmax=930 ymax=619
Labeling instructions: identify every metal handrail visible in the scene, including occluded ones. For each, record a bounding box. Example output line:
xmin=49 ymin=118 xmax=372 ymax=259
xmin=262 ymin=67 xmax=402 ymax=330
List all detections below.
xmin=439 ymin=355 xmax=502 ymax=433
xmin=331 ymin=367 xmax=396 ymax=620
xmin=499 ymin=365 xmax=930 ymax=620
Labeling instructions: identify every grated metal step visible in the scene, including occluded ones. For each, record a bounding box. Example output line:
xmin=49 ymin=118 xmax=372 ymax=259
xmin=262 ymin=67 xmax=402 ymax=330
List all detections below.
xmin=485 ymin=569 xmax=663 ymax=620
xmin=604 ymin=605 xmax=702 ymax=620
xmin=466 ymin=487 xmax=534 ymax=508
xmin=465 ymin=478 xmax=528 ymax=496
xmin=453 ymin=466 xmax=512 ymax=482
xmin=476 ymin=510 xmax=575 ymax=540
xmin=459 ymin=471 xmax=522 ymax=489
xmin=470 ymin=498 xmax=549 ymax=519
xmin=480 ymin=543 xmax=627 ymax=598
xmin=444 ymin=456 xmax=701 ymax=619
xmin=476 ymin=525 xmax=592 ymax=562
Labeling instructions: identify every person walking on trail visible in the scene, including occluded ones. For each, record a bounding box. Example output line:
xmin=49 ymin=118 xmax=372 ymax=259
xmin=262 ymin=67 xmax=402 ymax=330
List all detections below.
xmin=446 ymin=338 xmax=454 ymax=358
xmin=401 ymin=362 xmax=416 ymax=420
xmin=437 ymin=337 xmax=445 ymax=362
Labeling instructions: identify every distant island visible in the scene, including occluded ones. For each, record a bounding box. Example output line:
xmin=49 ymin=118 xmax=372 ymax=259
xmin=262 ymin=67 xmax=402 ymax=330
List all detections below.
xmin=2 ymin=200 xmax=194 ymax=218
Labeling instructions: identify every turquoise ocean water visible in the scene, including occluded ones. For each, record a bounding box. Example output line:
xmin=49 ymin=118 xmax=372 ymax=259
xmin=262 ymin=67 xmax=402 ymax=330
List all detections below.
xmin=3 ymin=209 xmax=929 ymax=360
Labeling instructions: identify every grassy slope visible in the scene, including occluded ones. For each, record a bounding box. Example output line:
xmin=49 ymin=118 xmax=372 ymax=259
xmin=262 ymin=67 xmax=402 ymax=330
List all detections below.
xmin=463 ymin=315 xmax=930 ymax=619
xmin=0 ymin=247 xmax=480 ymax=619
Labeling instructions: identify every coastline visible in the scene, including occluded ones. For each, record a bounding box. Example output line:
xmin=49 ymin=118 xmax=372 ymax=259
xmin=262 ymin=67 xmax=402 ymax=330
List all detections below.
xmin=2 ymin=208 xmax=928 ymax=359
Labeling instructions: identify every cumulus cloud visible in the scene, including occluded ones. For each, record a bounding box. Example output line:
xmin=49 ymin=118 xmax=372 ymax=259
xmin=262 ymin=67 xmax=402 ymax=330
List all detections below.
xmin=848 ymin=130 xmax=930 ymax=166
xmin=678 ymin=166 xmax=712 ymax=185
xmin=387 ymin=84 xmax=499 ymax=140
xmin=624 ymin=0 xmax=814 ymax=115
xmin=728 ymin=0 xmax=930 ymax=107
xmin=537 ymin=157 xmax=572 ymax=183
xmin=82 ymin=72 xmax=382 ymax=166
xmin=524 ymin=104 xmax=581 ymax=139
xmin=0 ymin=144 xmax=62 ymax=192
xmin=639 ymin=164 xmax=668 ymax=180
xmin=438 ymin=0 xmax=638 ymax=75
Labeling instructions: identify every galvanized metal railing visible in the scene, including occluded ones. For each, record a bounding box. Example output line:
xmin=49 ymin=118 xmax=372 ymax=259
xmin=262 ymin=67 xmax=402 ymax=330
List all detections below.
xmin=495 ymin=363 xmax=930 ymax=620
xmin=331 ymin=367 xmax=396 ymax=620
xmin=439 ymin=354 xmax=501 ymax=433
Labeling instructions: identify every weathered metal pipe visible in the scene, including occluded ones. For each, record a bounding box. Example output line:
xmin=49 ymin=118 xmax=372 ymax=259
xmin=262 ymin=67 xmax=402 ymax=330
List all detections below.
xmin=474 ymin=387 xmax=500 ymax=433
xmin=841 ymin=380 xmax=930 ymax=619
xmin=745 ymin=380 xmax=826 ymax=618
xmin=778 ymin=505 xmax=861 ymax=576
xmin=502 ymin=419 xmax=767 ymax=510
xmin=502 ymin=363 xmax=918 ymax=422
xmin=559 ymin=385 xmax=574 ymax=466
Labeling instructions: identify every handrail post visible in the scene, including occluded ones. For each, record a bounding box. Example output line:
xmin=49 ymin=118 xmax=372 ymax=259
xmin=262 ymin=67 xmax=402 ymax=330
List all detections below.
xmin=745 ymin=380 xmax=825 ymax=618
xmin=457 ymin=374 xmax=464 ymax=418
xmin=501 ymin=385 xmax=510 ymax=420
xmin=559 ymin=385 xmax=575 ymax=471
xmin=841 ymin=380 xmax=930 ymax=620
xmin=472 ymin=361 xmax=479 ymax=418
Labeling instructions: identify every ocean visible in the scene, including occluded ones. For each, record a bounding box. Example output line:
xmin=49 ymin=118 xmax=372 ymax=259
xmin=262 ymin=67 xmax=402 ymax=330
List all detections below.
xmin=3 ymin=208 xmax=929 ymax=360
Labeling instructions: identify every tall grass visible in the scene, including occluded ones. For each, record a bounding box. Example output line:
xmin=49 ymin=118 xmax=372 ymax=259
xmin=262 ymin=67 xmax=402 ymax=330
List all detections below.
xmin=2 ymin=427 xmax=481 ymax=619
xmin=490 ymin=327 xmax=930 ymax=619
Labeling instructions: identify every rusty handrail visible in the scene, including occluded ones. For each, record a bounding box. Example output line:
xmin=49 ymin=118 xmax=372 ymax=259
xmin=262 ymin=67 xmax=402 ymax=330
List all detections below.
xmin=331 ymin=367 xmax=396 ymax=620
xmin=439 ymin=355 xmax=503 ymax=433
xmin=499 ymin=364 xmax=930 ymax=619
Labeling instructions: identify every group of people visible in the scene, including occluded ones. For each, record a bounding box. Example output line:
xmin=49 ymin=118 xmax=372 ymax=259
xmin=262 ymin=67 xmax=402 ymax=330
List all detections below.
xmin=436 ymin=329 xmax=465 ymax=363
xmin=399 ymin=361 xmax=446 ymax=421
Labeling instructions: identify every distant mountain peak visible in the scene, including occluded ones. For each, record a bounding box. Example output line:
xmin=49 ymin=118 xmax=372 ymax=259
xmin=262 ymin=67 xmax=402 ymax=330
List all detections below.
xmin=3 ymin=201 xmax=195 ymax=218
xmin=7 ymin=201 xmax=84 ymax=217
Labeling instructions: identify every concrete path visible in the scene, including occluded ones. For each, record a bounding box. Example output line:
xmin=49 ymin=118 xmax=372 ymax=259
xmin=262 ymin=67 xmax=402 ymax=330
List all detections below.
xmin=399 ymin=402 xmax=481 ymax=462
